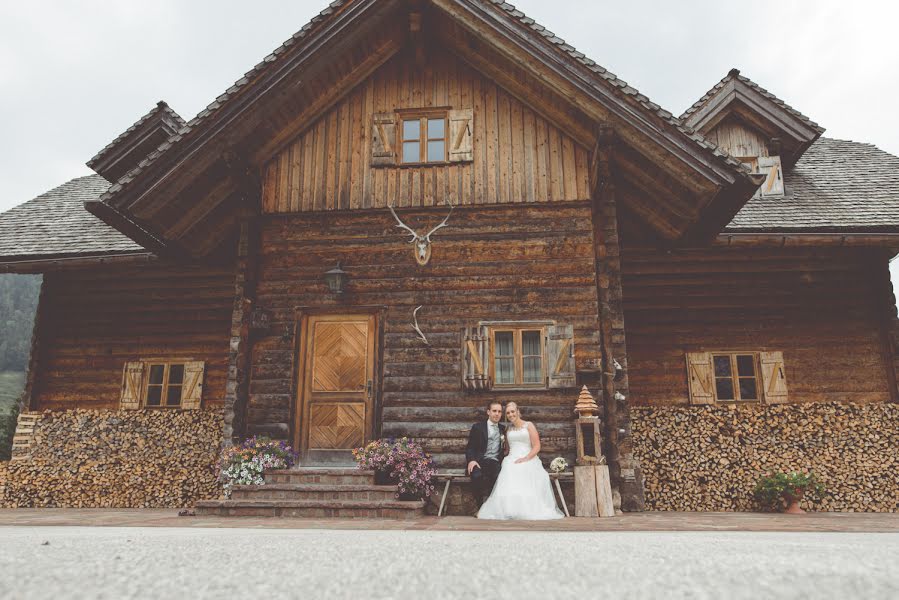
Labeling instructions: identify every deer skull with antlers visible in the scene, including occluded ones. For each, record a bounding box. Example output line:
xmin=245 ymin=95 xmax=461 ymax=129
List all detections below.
xmin=387 ymin=202 xmax=454 ymax=266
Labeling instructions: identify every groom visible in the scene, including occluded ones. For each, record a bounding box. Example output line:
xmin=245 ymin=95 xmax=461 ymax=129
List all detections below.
xmin=465 ymin=401 xmax=505 ymax=506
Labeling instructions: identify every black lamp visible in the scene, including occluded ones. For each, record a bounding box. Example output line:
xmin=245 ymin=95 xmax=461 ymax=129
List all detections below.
xmin=323 ymin=262 xmax=348 ymax=294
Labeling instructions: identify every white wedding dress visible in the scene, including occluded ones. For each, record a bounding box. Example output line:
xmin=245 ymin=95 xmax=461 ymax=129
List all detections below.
xmin=477 ymin=422 xmax=564 ymax=520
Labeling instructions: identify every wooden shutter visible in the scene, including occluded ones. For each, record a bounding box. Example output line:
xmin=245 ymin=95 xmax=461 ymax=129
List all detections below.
xmin=448 ymin=109 xmax=473 ymax=163
xmin=757 ymin=155 xmax=784 ymax=197
xmin=371 ymin=113 xmax=396 ymax=166
xmin=686 ymin=352 xmax=714 ymax=405
xmin=760 ymin=351 xmax=788 ymax=404
xmin=462 ymin=325 xmax=489 ymax=391
xmin=547 ymin=324 xmax=576 ymax=388
xmin=120 ymin=361 xmax=145 ymax=410
xmin=181 ymin=361 xmax=205 ymax=410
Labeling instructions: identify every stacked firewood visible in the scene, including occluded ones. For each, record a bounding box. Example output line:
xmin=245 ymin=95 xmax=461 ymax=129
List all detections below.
xmin=0 ymin=409 xmax=224 ymax=508
xmin=632 ymin=403 xmax=899 ymax=512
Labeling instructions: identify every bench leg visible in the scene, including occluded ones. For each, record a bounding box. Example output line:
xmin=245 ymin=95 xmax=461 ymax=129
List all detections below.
xmin=438 ymin=479 xmax=452 ymax=516
xmin=554 ymin=479 xmax=570 ymax=517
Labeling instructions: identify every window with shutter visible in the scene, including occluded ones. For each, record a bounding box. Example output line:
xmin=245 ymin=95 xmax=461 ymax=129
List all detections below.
xmin=180 ymin=361 xmax=205 ymax=410
xmin=687 ymin=351 xmax=781 ymax=404
xmin=124 ymin=360 xmax=204 ymax=409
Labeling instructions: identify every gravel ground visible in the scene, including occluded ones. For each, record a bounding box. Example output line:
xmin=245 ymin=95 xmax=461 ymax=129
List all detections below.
xmin=0 ymin=527 xmax=897 ymax=599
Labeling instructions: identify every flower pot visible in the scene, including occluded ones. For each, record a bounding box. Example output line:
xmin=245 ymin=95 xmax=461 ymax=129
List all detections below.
xmin=782 ymin=489 xmax=806 ymax=514
xmin=398 ymin=491 xmax=421 ymax=501
xmin=374 ymin=469 xmax=397 ymax=486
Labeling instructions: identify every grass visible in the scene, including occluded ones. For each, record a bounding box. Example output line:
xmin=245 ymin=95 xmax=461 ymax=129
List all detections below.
xmin=0 ymin=371 xmax=25 ymax=415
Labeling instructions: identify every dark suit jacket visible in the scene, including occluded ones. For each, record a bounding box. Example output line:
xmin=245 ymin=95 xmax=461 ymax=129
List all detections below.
xmin=465 ymin=420 xmax=507 ymax=465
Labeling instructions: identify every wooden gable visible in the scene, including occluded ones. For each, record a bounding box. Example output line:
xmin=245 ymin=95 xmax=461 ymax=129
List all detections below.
xmin=261 ymin=50 xmax=590 ymax=213
xmin=87 ymin=0 xmax=759 ymax=257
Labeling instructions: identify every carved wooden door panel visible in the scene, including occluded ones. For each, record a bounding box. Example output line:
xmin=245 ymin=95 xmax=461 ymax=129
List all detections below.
xmin=299 ymin=314 xmax=376 ymax=464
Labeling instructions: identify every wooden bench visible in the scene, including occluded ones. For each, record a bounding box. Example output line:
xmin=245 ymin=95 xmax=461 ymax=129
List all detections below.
xmin=435 ymin=470 xmax=573 ymax=517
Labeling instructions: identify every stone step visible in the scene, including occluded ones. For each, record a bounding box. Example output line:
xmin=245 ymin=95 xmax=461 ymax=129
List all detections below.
xmin=265 ymin=468 xmax=375 ymax=486
xmin=231 ymin=483 xmax=399 ymax=502
xmin=195 ymin=499 xmax=426 ymax=519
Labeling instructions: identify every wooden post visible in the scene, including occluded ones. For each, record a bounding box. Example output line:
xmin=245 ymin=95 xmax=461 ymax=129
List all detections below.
xmin=589 ymin=126 xmax=645 ymax=511
xmin=18 ymin=276 xmax=47 ymax=413
xmin=574 ymin=465 xmax=614 ymax=518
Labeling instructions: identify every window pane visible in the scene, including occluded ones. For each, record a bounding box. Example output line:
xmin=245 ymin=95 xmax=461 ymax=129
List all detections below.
xmin=166 ymin=385 xmax=182 ymax=406
xmin=427 ymin=140 xmax=445 ymax=162
xmin=146 ymin=386 xmax=162 ymax=406
xmin=715 ymin=378 xmax=735 ymax=400
xmin=736 ymin=355 xmax=755 ymax=377
xmin=427 ymin=118 xmax=444 ymax=139
xmin=403 ymin=141 xmax=420 ymax=163
xmin=523 ymin=357 xmax=542 ymax=384
xmin=739 ymin=377 xmax=758 ymax=400
xmin=168 ymin=364 xmax=184 ymax=385
xmin=148 ymin=364 xmax=165 ymax=385
xmin=402 ymin=119 xmax=419 ymax=141
xmin=522 ymin=331 xmax=541 ymax=356
xmin=495 ymin=332 xmax=513 ymax=357
xmin=713 ymin=355 xmax=732 ymax=378
xmin=496 ymin=358 xmax=514 ymax=384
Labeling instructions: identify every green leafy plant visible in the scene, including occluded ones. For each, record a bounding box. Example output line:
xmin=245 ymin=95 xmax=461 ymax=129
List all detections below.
xmin=753 ymin=470 xmax=825 ymax=512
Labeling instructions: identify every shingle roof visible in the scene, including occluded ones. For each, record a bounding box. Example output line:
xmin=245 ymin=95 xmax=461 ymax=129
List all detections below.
xmin=0 ymin=175 xmax=146 ymax=260
xmin=726 ymin=137 xmax=899 ymax=232
xmin=97 ymin=0 xmax=754 ymax=209
xmin=681 ymin=68 xmax=825 ymax=135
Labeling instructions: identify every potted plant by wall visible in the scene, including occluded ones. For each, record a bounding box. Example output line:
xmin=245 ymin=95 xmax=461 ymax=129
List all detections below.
xmin=753 ymin=470 xmax=825 ymax=514
xmin=353 ymin=437 xmax=438 ymax=500
xmin=218 ymin=436 xmax=298 ymax=496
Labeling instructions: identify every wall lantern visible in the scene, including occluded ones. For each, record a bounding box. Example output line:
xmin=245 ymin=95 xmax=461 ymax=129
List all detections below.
xmin=574 ymin=385 xmax=603 ymax=465
xmin=323 ymin=263 xmax=348 ymax=294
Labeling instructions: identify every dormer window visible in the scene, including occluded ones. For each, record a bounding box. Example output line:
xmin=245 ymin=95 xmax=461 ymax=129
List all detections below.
xmin=738 ymin=155 xmax=784 ymax=198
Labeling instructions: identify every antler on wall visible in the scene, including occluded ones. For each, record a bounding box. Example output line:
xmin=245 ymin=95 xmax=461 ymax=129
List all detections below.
xmin=411 ymin=305 xmax=429 ymax=345
xmin=387 ymin=202 xmax=454 ymax=266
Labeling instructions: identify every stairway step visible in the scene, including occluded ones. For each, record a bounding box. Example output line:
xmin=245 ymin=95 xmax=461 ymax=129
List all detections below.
xmin=231 ymin=483 xmax=399 ymax=501
xmin=195 ymin=499 xmax=426 ymax=519
xmin=265 ymin=468 xmax=375 ymax=485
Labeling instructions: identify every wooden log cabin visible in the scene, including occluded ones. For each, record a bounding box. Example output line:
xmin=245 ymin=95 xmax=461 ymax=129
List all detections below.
xmin=2 ymin=0 xmax=898 ymax=512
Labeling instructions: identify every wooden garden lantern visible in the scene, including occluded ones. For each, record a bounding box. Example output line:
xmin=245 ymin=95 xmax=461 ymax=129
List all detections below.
xmin=574 ymin=385 xmax=603 ymax=466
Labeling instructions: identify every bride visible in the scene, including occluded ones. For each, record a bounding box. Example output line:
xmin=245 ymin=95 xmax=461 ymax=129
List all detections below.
xmin=477 ymin=402 xmax=564 ymax=520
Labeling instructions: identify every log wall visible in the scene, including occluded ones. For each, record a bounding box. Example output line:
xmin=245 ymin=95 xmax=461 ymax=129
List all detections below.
xmin=32 ymin=263 xmax=234 ymax=410
xmin=248 ymin=203 xmax=601 ymax=467
xmin=261 ymin=50 xmax=591 ymax=212
xmin=621 ymin=247 xmax=896 ymax=406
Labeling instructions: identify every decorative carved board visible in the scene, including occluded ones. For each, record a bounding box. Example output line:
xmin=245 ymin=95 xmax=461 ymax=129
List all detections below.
xmin=299 ymin=314 xmax=377 ymax=461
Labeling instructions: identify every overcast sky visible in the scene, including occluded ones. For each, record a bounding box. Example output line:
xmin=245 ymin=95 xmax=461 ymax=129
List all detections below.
xmin=2 ymin=0 xmax=898 ymax=213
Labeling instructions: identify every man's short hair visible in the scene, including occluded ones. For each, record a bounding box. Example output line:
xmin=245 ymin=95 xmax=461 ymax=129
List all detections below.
xmin=486 ymin=401 xmax=503 ymax=412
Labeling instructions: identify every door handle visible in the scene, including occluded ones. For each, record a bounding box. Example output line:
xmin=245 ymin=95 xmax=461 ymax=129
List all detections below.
xmin=366 ymin=379 xmax=373 ymax=398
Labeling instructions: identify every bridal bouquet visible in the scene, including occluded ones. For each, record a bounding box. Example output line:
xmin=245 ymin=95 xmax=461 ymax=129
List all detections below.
xmin=549 ymin=457 xmax=569 ymax=473
xmin=218 ymin=436 xmax=298 ymax=495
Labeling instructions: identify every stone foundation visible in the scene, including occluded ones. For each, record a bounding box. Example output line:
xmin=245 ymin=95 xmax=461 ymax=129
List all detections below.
xmin=0 ymin=409 xmax=223 ymax=508
xmin=632 ymin=403 xmax=899 ymax=512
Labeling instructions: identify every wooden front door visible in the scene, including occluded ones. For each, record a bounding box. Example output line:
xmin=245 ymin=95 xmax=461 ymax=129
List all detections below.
xmin=298 ymin=314 xmax=377 ymax=464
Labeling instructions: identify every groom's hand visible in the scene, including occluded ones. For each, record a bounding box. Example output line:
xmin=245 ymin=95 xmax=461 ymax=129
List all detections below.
xmin=467 ymin=460 xmax=480 ymax=475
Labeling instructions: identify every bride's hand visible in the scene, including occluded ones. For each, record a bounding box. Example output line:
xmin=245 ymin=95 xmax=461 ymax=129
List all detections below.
xmin=514 ymin=456 xmax=531 ymax=464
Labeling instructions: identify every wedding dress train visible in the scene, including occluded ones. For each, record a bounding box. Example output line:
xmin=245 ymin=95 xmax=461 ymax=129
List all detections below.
xmin=477 ymin=422 xmax=564 ymax=520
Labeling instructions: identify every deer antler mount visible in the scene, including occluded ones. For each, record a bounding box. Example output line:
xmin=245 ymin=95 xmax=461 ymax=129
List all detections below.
xmin=387 ymin=202 xmax=454 ymax=266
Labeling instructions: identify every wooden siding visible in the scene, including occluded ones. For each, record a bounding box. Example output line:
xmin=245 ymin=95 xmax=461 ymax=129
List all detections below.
xmin=622 ymin=248 xmax=894 ymax=406
xmin=261 ymin=50 xmax=591 ymax=213
xmin=248 ymin=203 xmax=600 ymax=467
xmin=32 ymin=263 xmax=234 ymax=411
xmin=705 ymin=118 xmax=769 ymax=158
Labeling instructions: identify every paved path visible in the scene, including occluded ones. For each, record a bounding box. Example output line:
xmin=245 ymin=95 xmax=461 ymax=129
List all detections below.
xmin=1 ymin=527 xmax=897 ymax=599
xmin=1 ymin=509 xmax=898 ymax=532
